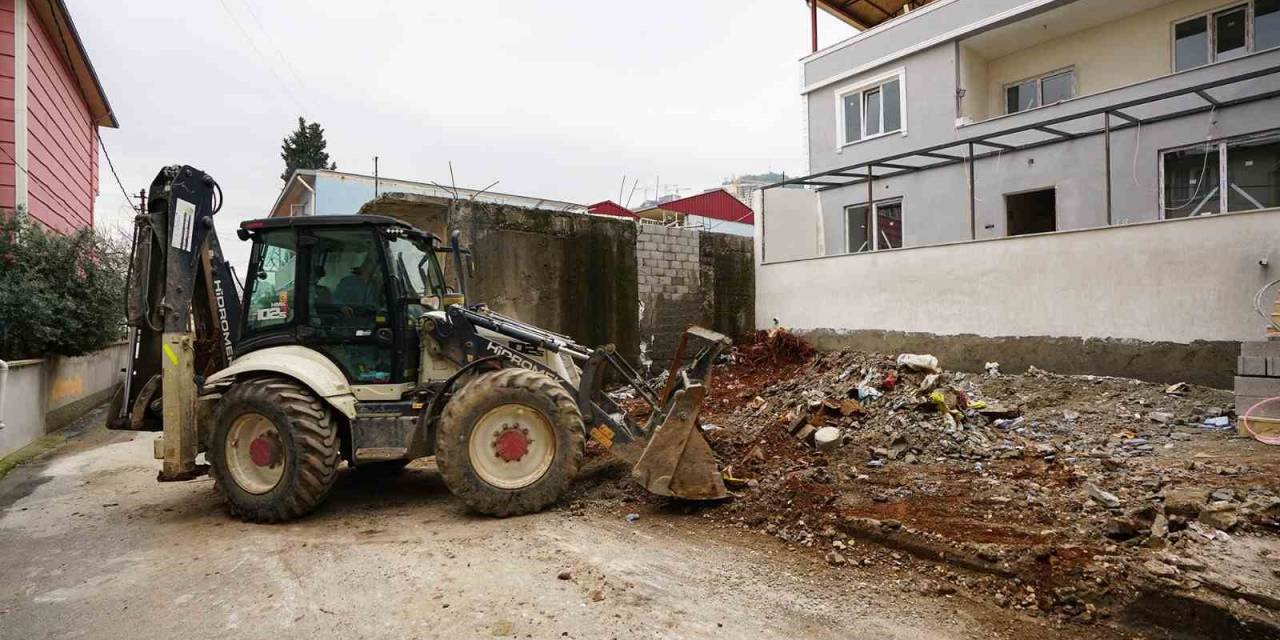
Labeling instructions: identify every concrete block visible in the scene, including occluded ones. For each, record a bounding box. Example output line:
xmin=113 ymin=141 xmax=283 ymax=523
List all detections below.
xmin=1234 ymin=376 xmax=1280 ymax=398
xmin=1239 ymin=355 xmax=1267 ymax=376
xmin=1268 ymin=357 xmax=1280 ymax=377
xmin=1240 ymin=341 xmax=1280 ymax=358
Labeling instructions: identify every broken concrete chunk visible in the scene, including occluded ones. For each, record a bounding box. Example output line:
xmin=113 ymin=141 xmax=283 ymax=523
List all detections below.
xmin=825 ymin=550 xmax=847 ymax=566
xmin=896 ymin=353 xmax=940 ymax=374
xmin=1086 ymin=482 xmax=1122 ymax=508
xmin=1150 ymin=513 xmax=1169 ymax=539
xmin=814 ymin=427 xmax=842 ymax=453
xmin=919 ymin=374 xmax=940 ymax=392
xmin=1163 ymin=487 xmax=1209 ymax=518
xmin=1148 ymin=411 xmax=1175 ymax=424
xmin=794 ymin=425 xmax=817 ymax=444
xmin=1198 ymin=503 xmax=1240 ymax=531
xmin=1142 ymin=559 xmax=1180 ymax=580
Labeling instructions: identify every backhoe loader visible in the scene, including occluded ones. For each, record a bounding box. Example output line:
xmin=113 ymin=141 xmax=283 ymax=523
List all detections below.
xmin=108 ymin=165 xmax=729 ymax=521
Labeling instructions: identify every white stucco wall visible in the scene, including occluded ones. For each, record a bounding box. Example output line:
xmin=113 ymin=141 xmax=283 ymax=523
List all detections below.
xmin=757 ymin=208 xmax=1280 ymax=344
xmin=758 ymin=188 xmax=822 ymax=263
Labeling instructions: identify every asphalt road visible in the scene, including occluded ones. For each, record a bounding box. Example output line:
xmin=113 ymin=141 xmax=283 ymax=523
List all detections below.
xmin=0 ymin=412 xmax=1115 ymax=640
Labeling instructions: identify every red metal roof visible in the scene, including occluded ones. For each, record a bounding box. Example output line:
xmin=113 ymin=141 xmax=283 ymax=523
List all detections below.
xmin=586 ymin=200 xmax=637 ymax=219
xmin=656 ymin=189 xmax=754 ymax=225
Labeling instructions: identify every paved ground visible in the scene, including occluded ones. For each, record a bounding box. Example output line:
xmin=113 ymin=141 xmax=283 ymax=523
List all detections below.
xmin=0 ymin=411 xmax=1130 ymax=640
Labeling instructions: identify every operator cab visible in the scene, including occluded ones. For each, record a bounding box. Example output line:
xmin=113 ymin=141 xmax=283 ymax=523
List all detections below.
xmin=236 ymin=215 xmax=450 ymax=386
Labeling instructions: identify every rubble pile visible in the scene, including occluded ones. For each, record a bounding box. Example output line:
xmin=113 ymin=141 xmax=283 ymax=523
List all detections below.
xmin=690 ymin=340 xmax=1280 ymax=624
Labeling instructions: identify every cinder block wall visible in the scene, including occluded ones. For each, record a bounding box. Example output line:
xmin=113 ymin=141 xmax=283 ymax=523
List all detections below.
xmin=637 ymin=225 xmax=755 ymax=368
xmin=637 ymin=225 xmax=704 ymax=367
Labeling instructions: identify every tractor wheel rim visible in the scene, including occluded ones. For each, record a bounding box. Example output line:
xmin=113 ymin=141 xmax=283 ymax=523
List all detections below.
xmin=468 ymin=403 xmax=555 ymax=490
xmin=225 ymin=412 xmax=285 ymax=495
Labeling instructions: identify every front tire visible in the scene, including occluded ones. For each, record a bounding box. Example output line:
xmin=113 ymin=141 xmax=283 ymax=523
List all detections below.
xmin=436 ymin=368 xmax=584 ymax=517
xmin=209 ymin=377 xmax=340 ymax=522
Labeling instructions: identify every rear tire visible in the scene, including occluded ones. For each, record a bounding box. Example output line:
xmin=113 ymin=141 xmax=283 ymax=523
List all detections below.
xmin=209 ymin=377 xmax=340 ymax=522
xmin=436 ymin=368 xmax=584 ymax=517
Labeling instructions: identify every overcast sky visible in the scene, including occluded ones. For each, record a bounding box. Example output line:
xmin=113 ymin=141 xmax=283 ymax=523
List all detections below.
xmin=70 ymin=0 xmax=853 ymax=269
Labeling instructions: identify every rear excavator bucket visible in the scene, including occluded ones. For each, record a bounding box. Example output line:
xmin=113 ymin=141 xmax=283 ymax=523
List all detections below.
xmin=595 ymin=327 xmax=731 ymax=501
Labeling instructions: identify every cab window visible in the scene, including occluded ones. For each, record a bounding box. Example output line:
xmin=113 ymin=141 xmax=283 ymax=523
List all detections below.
xmin=245 ymin=230 xmax=297 ymax=332
xmin=386 ymin=234 xmax=447 ymax=314
xmin=308 ymin=229 xmax=389 ymax=331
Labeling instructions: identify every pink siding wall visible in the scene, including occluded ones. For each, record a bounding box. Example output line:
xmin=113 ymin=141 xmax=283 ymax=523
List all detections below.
xmin=0 ymin=0 xmax=15 ymax=213
xmin=27 ymin=5 xmax=95 ymax=231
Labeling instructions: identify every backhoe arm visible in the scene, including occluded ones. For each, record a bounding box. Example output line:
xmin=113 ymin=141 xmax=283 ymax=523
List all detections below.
xmin=107 ymin=165 xmax=240 ymax=481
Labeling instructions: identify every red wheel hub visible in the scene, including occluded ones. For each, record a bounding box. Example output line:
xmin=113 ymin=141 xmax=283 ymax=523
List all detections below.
xmin=249 ymin=434 xmax=281 ymax=467
xmin=493 ymin=425 xmax=530 ymax=462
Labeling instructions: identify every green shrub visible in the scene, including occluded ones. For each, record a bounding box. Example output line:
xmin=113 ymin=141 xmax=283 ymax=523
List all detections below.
xmin=0 ymin=209 xmax=129 ymax=360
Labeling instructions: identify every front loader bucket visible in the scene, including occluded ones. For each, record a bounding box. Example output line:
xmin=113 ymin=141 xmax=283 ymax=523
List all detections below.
xmin=591 ymin=326 xmax=731 ymax=501
xmin=631 ymin=384 xmax=727 ymax=500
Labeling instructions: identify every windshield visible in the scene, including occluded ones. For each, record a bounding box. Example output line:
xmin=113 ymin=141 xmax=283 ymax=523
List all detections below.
xmin=386 ymin=233 xmax=447 ymax=301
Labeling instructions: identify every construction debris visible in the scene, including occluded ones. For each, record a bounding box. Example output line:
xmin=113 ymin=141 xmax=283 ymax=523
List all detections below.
xmin=608 ymin=334 xmax=1280 ymax=627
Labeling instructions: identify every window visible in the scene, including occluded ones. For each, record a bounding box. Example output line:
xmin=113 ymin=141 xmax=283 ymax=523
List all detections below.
xmin=845 ymin=199 xmax=903 ymax=252
xmin=245 ymin=230 xmax=297 ymax=332
xmin=1162 ymin=131 xmax=1280 ymax=218
xmin=838 ymin=71 xmax=904 ymax=146
xmin=1005 ymin=69 xmax=1074 ymax=114
xmin=1005 ymin=189 xmax=1057 ymax=236
xmin=1260 ymin=0 xmax=1280 ymax=51
xmin=305 ymin=228 xmax=394 ymax=383
xmin=1174 ymin=2 xmax=1280 ymax=72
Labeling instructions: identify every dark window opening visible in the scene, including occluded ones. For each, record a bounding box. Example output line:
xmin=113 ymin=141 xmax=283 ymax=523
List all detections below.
xmin=1216 ymin=6 xmax=1249 ymax=61
xmin=1006 ymin=189 xmax=1057 ymax=236
xmin=846 ymin=205 xmax=871 ymax=253
xmin=1163 ymin=145 xmax=1222 ymax=217
xmin=876 ymin=201 xmax=903 ymax=249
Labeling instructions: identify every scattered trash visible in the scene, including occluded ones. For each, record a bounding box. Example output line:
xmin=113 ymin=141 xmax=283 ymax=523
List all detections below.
xmin=1165 ymin=382 xmax=1189 ymax=395
xmin=984 ymin=362 xmax=1001 ymax=376
xmin=896 ymin=353 xmax=941 ymax=374
xmin=625 ymin=513 xmax=640 ymax=523
xmin=856 ymin=386 xmax=881 ymax=401
xmin=1201 ymin=416 xmax=1231 ymax=429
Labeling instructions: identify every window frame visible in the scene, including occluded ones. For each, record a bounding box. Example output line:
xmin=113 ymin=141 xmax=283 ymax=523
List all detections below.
xmin=1170 ymin=1 xmax=1267 ymax=72
xmin=844 ymin=197 xmax=905 ymax=253
xmin=1158 ymin=128 xmax=1280 ymax=219
xmin=1002 ymin=67 xmax=1077 ymax=115
xmin=835 ymin=68 xmax=907 ymax=149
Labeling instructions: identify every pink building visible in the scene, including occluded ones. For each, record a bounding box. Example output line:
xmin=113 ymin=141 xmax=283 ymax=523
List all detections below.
xmin=0 ymin=0 xmax=114 ymax=232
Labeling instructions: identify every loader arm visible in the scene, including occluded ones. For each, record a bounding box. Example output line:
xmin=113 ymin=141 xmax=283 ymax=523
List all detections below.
xmin=108 ymin=165 xmax=240 ymax=481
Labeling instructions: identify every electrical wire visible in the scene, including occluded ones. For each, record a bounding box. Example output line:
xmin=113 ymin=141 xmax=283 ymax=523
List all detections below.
xmin=0 ymin=143 xmax=88 ymax=229
xmin=214 ymin=0 xmax=310 ymax=114
xmin=1253 ymin=278 xmax=1280 ymax=334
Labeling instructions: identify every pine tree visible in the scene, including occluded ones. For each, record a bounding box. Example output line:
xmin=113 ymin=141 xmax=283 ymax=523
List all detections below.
xmin=280 ymin=117 xmax=337 ymax=181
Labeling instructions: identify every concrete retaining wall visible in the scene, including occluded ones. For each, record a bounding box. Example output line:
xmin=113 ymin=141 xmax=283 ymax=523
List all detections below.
xmin=364 ymin=194 xmax=755 ymax=370
xmin=755 ymin=208 xmax=1280 ymax=388
xmin=364 ymin=194 xmax=641 ymax=363
xmin=0 ymin=343 xmax=127 ymax=458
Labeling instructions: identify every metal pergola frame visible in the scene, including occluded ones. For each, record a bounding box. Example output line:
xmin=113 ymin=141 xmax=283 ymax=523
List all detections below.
xmin=764 ymin=61 xmax=1280 ymax=238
